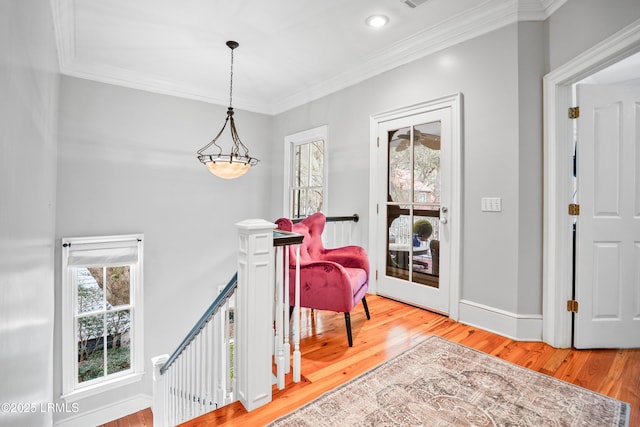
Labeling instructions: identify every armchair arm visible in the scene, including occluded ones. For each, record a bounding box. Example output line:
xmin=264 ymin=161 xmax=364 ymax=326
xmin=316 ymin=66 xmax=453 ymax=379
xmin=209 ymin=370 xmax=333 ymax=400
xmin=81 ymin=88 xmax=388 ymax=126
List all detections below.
xmin=321 ymin=246 xmax=369 ymax=277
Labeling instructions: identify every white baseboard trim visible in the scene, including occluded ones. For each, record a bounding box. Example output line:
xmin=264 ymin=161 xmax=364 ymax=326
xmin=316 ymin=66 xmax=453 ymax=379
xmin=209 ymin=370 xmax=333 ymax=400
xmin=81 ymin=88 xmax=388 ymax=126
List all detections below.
xmin=458 ymin=299 xmax=543 ymax=341
xmin=54 ymin=394 xmax=152 ymax=427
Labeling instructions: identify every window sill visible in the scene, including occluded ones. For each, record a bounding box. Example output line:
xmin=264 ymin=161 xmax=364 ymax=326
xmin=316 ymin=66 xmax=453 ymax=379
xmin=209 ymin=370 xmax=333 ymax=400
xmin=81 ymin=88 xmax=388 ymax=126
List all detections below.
xmin=62 ymin=371 xmax=144 ymax=402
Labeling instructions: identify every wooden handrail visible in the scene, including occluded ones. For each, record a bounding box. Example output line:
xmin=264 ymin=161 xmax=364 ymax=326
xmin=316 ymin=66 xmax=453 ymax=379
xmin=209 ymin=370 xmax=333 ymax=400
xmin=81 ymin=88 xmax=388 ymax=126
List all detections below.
xmin=160 ymin=273 xmax=237 ymax=375
xmin=292 ymin=213 xmax=359 ymax=224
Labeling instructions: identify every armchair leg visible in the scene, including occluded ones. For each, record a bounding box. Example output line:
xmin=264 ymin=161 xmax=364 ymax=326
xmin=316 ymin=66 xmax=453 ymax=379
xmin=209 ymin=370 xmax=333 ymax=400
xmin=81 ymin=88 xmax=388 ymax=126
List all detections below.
xmin=344 ymin=312 xmax=353 ymax=347
xmin=362 ymin=296 xmax=371 ymax=320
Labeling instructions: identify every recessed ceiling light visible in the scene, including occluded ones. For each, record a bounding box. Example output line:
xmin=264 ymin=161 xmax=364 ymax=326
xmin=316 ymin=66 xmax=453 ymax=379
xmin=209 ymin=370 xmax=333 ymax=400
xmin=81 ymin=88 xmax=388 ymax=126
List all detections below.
xmin=366 ymin=15 xmax=389 ymax=28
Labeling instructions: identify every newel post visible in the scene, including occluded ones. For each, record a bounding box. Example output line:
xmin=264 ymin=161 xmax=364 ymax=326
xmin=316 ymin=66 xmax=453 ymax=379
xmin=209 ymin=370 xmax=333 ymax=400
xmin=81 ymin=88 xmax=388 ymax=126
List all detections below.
xmin=235 ymin=219 xmax=276 ymax=411
xmin=151 ymin=354 xmax=169 ymax=427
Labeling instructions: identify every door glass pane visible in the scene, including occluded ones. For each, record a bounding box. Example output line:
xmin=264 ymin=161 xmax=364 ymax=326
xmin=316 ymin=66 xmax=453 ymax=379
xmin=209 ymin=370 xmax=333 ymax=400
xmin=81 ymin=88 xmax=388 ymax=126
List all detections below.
xmin=388 ymin=126 xmax=411 ymax=204
xmin=412 ymin=122 xmax=441 ymax=205
xmin=385 ymin=122 xmax=441 ymax=288
xmin=387 ymin=212 xmax=411 ymax=281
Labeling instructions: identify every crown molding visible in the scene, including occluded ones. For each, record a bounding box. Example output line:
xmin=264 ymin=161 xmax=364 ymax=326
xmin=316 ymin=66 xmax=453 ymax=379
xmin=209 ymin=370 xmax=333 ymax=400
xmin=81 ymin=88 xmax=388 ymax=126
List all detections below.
xmin=51 ymin=0 xmax=566 ymax=116
xmin=271 ymin=0 xmax=565 ymax=114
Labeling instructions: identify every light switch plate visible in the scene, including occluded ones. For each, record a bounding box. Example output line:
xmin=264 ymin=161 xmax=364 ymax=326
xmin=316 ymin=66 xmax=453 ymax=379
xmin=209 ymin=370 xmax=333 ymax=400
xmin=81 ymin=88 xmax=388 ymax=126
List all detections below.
xmin=481 ymin=197 xmax=502 ymax=212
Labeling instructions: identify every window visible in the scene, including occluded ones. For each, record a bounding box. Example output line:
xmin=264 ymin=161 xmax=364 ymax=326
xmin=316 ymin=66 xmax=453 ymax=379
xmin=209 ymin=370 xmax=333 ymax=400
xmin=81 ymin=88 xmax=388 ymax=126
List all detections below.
xmin=284 ymin=125 xmax=327 ymax=218
xmin=61 ymin=234 xmax=144 ymax=400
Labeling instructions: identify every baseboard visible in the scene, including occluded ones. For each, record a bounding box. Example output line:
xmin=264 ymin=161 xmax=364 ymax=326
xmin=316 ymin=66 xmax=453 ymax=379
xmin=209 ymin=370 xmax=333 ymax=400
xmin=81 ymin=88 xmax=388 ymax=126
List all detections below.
xmin=54 ymin=394 xmax=152 ymax=427
xmin=458 ymin=299 xmax=543 ymax=341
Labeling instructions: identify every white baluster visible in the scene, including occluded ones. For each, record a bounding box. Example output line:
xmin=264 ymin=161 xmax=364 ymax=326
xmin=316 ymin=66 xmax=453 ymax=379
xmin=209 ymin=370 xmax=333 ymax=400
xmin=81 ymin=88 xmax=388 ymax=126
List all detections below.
xmin=165 ymin=366 xmax=171 ymax=427
xmin=201 ymin=322 xmax=208 ymax=413
xmin=212 ymin=316 xmax=217 ymax=408
xmin=283 ymin=248 xmax=291 ymax=375
xmin=197 ymin=332 xmax=204 ymax=416
xmin=228 ymin=292 xmax=237 ymax=403
xmin=193 ymin=343 xmax=199 ymax=418
xmin=181 ymin=353 xmax=187 ymax=422
xmin=275 ymin=245 xmax=285 ymax=389
xmin=187 ymin=346 xmax=193 ymax=420
xmin=213 ymin=302 xmax=222 ymax=407
xmin=168 ymin=365 xmax=173 ymax=426
xmin=207 ymin=322 xmax=213 ymax=409
xmin=172 ymin=363 xmax=178 ymax=425
xmin=177 ymin=357 xmax=182 ymax=423
xmin=206 ymin=317 xmax=214 ymax=409
xmin=222 ymin=302 xmax=229 ymax=406
xmin=293 ymin=244 xmax=301 ymax=383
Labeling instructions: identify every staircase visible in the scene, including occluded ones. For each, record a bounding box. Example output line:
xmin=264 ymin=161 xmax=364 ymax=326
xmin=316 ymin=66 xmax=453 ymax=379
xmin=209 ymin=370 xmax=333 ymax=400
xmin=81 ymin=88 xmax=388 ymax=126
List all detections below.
xmin=151 ymin=216 xmax=359 ymax=426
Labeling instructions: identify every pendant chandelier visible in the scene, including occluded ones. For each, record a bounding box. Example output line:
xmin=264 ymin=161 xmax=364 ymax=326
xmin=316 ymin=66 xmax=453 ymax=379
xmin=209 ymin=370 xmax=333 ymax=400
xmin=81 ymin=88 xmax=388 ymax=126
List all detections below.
xmin=197 ymin=41 xmax=259 ymax=179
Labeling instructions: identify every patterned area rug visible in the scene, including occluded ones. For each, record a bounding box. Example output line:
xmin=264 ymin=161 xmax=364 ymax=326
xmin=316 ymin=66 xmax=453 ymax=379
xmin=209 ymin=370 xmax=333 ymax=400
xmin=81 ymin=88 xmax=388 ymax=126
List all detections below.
xmin=268 ymin=336 xmax=630 ymax=427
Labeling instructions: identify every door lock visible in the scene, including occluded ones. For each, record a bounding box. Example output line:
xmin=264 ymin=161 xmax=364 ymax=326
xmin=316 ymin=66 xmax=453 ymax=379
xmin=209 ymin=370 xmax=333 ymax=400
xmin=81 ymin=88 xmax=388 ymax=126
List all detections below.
xmin=441 ymin=206 xmax=449 ymax=224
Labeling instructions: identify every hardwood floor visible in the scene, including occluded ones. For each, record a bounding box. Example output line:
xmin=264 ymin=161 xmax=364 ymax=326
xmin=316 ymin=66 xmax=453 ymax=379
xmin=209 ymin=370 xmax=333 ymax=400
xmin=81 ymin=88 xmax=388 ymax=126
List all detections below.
xmin=105 ymin=295 xmax=639 ymax=426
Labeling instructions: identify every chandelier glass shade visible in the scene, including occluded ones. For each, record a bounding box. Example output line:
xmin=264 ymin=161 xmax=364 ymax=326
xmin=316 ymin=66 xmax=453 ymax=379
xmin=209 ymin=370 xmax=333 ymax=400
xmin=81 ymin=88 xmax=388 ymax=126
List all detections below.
xmin=197 ymin=41 xmax=259 ymax=179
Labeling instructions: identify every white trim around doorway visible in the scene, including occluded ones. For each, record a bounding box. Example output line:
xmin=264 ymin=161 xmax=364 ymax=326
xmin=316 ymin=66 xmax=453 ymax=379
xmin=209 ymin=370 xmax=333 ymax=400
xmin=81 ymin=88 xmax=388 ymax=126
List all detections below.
xmin=543 ymin=19 xmax=640 ymax=348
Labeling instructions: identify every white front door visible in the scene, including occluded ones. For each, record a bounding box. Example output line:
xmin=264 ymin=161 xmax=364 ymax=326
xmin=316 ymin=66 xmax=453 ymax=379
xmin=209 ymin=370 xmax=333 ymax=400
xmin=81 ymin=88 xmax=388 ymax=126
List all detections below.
xmin=374 ymin=105 xmax=455 ymax=314
xmin=574 ymin=84 xmax=640 ymax=348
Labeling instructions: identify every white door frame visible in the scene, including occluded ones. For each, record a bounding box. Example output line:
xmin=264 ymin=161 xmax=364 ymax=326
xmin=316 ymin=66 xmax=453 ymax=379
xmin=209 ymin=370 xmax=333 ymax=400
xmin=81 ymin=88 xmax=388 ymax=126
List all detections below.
xmin=369 ymin=93 xmax=463 ymax=321
xmin=543 ymin=19 xmax=640 ymax=348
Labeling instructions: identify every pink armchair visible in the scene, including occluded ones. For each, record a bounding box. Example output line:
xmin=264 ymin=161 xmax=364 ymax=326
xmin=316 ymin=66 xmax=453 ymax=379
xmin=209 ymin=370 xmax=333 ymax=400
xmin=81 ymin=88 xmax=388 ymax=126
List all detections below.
xmin=275 ymin=212 xmax=370 ymax=347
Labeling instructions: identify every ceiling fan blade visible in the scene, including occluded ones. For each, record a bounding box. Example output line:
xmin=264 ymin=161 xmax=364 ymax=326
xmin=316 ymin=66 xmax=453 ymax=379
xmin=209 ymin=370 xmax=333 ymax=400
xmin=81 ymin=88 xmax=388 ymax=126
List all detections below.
xmin=417 ymin=134 xmax=440 ymax=150
xmin=395 ymin=140 xmax=409 ymax=151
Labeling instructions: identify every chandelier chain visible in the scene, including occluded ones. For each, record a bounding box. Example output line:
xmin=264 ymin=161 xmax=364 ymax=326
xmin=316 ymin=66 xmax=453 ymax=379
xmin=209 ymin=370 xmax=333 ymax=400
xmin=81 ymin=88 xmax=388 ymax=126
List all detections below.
xmin=229 ymin=47 xmax=234 ymax=108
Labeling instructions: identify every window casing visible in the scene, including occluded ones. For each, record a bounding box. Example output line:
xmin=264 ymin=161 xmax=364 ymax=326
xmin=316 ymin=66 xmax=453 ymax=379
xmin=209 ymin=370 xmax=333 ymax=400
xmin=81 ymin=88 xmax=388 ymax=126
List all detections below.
xmin=61 ymin=234 xmax=144 ymax=401
xmin=284 ymin=125 xmax=328 ymax=218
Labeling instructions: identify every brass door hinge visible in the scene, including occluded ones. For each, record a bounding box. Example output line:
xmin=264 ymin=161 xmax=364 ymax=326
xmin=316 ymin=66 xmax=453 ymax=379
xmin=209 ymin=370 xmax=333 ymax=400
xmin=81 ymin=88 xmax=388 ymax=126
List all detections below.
xmin=568 ymin=203 xmax=580 ymax=216
xmin=567 ymin=300 xmax=579 ymax=313
xmin=568 ymin=106 xmax=580 ymax=119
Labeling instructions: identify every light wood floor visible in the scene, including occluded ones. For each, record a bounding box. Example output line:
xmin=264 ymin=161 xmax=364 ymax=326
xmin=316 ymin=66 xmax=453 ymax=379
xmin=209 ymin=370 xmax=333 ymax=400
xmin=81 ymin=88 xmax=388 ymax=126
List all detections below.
xmin=103 ymin=295 xmax=639 ymax=427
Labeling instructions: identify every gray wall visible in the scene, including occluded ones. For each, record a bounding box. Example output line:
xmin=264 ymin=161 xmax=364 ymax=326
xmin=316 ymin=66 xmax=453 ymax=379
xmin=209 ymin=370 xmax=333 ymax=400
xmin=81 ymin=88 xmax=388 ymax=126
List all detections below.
xmin=548 ymin=0 xmax=640 ymax=70
xmin=270 ymin=23 xmax=541 ymax=315
xmin=0 ymin=1 xmax=59 ymax=426
xmin=54 ymin=76 xmax=273 ymax=423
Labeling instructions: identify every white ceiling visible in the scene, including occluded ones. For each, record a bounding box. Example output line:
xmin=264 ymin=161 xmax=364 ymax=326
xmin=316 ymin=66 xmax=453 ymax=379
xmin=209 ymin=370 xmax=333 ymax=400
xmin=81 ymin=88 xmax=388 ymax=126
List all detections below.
xmin=52 ymin=0 xmax=566 ymax=115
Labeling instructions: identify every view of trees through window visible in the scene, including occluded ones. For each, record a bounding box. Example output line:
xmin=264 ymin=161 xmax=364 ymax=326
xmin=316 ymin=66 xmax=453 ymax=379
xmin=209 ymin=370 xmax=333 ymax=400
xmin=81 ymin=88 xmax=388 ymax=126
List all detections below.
xmin=291 ymin=139 xmax=324 ymax=218
xmin=76 ymin=266 xmax=131 ymax=383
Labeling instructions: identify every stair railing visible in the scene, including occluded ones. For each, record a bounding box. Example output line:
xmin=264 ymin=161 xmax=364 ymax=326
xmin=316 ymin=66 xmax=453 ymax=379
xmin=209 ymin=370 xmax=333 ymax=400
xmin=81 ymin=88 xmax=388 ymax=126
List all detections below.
xmin=151 ymin=215 xmax=360 ymax=426
xmin=151 ymin=273 xmax=237 ymax=427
